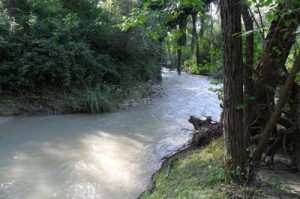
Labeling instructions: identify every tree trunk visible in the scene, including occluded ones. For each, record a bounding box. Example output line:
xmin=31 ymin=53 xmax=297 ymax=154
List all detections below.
xmin=209 ymin=4 xmax=215 ymax=65
xmin=7 ymin=0 xmax=15 ymax=16
xmin=253 ymin=2 xmax=300 ymax=109
xmin=241 ymin=4 xmax=254 ymax=147
xmin=289 ymin=82 xmax=300 ymax=170
xmin=176 ymin=13 xmax=188 ymax=75
xmin=191 ymin=12 xmax=200 ymax=66
xmin=220 ymin=0 xmax=246 ymax=183
xmin=254 ymin=54 xmax=300 ymax=161
xmin=198 ymin=11 xmax=210 ymax=75
xmin=191 ymin=12 xmax=198 ymax=56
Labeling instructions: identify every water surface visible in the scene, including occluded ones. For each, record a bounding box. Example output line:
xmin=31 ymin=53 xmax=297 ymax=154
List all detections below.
xmin=0 ymin=70 xmax=221 ymax=198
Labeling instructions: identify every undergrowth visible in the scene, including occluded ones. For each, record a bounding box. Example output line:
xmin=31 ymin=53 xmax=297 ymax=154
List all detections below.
xmin=140 ymin=137 xmax=299 ymax=199
xmin=0 ymin=81 xmax=152 ymax=115
xmin=141 ymin=138 xmax=225 ymax=199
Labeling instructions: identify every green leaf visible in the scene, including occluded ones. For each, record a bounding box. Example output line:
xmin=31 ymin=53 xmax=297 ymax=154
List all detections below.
xmin=247 ymin=95 xmax=256 ymax=101
xmin=295 ymin=26 xmax=300 ymax=34
xmin=240 ymin=29 xmax=260 ymax=37
xmin=143 ymin=2 xmax=151 ymax=9
xmin=210 ymin=81 xmax=222 ymax=86
xmin=235 ymin=104 xmax=246 ymax=110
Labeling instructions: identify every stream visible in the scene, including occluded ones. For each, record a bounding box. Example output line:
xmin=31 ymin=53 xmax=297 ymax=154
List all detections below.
xmin=0 ymin=69 xmax=221 ymax=199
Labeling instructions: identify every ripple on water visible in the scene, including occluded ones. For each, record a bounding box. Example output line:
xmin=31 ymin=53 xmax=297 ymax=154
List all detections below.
xmin=0 ymin=71 xmax=221 ymax=198
xmin=0 ymin=182 xmax=17 ymax=199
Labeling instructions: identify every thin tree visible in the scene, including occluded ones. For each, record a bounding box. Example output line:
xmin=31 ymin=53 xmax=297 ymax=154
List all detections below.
xmin=7 ymin=0 xmax=14 ymax=16
xmin=176 ymin=12 xmax=188 ymax=75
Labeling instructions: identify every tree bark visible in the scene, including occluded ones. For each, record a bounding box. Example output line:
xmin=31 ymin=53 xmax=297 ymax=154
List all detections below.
xmin=191 ymin=12 xmax=201 ymax=67
xmin=198 ymin=9 xmax=210 ymax=75
xmin=191 ymin=12 xmax=197 ymax=56
xmin=7 ymin=0 xmax=15 ymax=16
xmin=220 ymin=0 xmax=246 ymax=183
xmin=241 ymin=4 xmax=254 ymax=147
xmin=254 ymin=53 xmax=300 ymax=161
xmin=176 ymin=12 xmax=188 ymax=75
xmin=209 ymin=4 xmax=215 ymax=65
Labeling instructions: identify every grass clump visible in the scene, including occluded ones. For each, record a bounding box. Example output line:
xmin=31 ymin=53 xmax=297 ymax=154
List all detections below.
xmin=266 ymin=177 xmax=294 ymax=194
xmin=84 ymin=86 xmax=111 ymax=114
xmin=141 ymin=138 xmax=225 ymax=199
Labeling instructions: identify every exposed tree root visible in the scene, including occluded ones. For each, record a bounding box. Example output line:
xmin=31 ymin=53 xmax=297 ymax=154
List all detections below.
xmin=162 ymin=116 xmax=222 ymax=161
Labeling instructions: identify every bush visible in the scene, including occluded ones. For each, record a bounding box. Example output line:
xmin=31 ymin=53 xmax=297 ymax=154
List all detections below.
xmin=0 ymin=0 xmax=163 ymax=93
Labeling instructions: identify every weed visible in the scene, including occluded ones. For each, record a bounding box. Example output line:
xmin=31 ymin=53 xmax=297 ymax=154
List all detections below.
xmin=84 ymin=86 xmax=111 ymax=113
xmin=266 ymin=176 xmax=294 ymax=194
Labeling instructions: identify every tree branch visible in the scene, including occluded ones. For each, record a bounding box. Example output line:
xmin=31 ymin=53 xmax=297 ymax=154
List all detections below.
xmin=254 ymin=53 xmax=300 ymax=161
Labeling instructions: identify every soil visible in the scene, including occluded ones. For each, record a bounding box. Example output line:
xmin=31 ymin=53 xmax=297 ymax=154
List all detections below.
xmin=257 ymin=155 xmax=300 ymax=198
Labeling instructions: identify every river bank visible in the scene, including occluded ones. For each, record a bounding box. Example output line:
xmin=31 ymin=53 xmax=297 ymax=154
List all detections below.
xmin=139 ymin=116 xmax=300 ymax=199
xmin=140 ymin=136 xmax=300 ymax=199
xmin=0 ymin=82 xmax=164 ymax=116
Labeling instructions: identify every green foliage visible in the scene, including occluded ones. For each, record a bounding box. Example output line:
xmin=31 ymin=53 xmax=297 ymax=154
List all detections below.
xmin=235 ymin=103 xmax=246 ymax=110
xmin=0 ymin=0 xmax=163 ymax=113
xmin=285 ymin=27 xmax=300 ymax=84
xmin=184 ymin=46 xmax=222 ymax=75
xmin=120 ymin=0 xmax=225 ymax=77
xmin=208 ymin=81 xmax=223 ymax=100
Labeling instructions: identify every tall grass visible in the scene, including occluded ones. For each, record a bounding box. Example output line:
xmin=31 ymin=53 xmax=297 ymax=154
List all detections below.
xmin=84 ymin=86 xmax=111 ymax=113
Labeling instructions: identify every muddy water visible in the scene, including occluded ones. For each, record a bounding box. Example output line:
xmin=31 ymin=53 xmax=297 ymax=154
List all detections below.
xmin=0 ymin=70 xmax=221 ymax=199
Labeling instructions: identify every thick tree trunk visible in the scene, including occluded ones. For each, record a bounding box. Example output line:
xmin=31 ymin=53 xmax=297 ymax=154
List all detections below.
xmin=220 ymin=0 xmax=246 ymax=183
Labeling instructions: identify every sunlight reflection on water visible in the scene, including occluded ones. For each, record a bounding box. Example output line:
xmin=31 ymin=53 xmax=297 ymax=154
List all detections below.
xmin=0 ymin=70 xmax=221 ymax=198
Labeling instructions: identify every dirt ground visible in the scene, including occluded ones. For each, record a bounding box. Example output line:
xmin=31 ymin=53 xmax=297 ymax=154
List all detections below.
xmin=258 ymin=155 xmax=300 ymax=198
